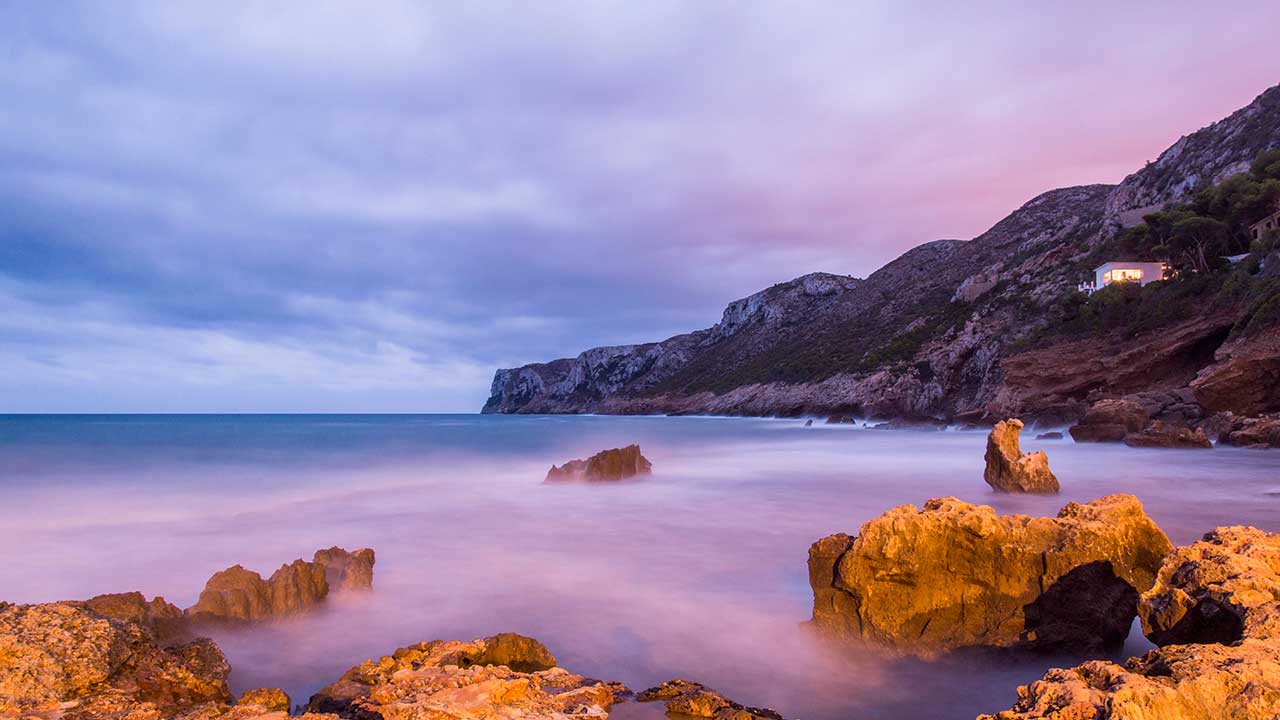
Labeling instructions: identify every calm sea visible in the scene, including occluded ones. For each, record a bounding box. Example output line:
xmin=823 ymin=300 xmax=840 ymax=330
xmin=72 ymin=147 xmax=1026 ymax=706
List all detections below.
xmin=2 ymin=414 xmax=1277 ymax=719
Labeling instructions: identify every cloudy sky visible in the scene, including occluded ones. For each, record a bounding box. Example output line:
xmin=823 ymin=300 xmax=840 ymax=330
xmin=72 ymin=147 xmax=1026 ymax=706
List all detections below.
xmin=2 ymin=2 xmax=1279 ymax=412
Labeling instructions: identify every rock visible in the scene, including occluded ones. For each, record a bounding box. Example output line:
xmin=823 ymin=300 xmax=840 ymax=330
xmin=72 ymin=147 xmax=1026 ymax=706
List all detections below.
xmin=1035 ymin=431 xmax=1063 ymax=440
xmin=637 ymin=679 xmax=784 ymax=720
xmin=807 ymin=495 xmax=1172 ymax=656
xmin=804 ymin=419 xmax=813 ymax=427
xmin=984 ymin=419 xmax=1059 ymax=493
xmin=1191 ymin=330 xmax=1280 ymax=416
xmin=1068 ymin=398 xmax=1148 ymax=442
xmin=1209 ymin=412 xmax=1280 ymax=448
xmin=1122 ymin=420 xmax=1213 ymax=449
xmin=313 ymin=547 xmax=376 ymax=592
xmin=1138 ymin=525 xmax=1280 ymax=645
xmin=825 ymin=414 xmax=856 ymax=424
xmin=0 ymin=601 xmax=232 ymax=718
xmin=238 ymin=688 xmax=291 ymax=713
xmin=870 ymin=417 xmax=947 ymax=431
xmin=306 ymin=633 xmax=625 ymax=720
xmin=79 ymin=591 xmax=188 ymax=644
xmin=546 ymin=445 xmax=653 ymax=482
xmin=978 ymin=639 xmax=1280 ymax=720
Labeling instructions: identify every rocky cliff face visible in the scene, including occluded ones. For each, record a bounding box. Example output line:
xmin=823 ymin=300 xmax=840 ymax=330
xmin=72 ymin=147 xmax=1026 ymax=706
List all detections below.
xmin=485 ymin=85 xmax=1280 ymax=423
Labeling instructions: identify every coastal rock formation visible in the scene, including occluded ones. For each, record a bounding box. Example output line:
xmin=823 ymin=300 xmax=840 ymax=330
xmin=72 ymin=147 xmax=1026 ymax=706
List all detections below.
xmin=1191 ymin=330 xmax=1280 ymax=415
xmin=1138 ymin=525 xmax=1280 ymax=645
xmin=0 ymin=601 xmax=232 ymax=719
xmin=237 ymin=688 xmax=292 ymax=713
xmin=1206 ymin=411 xmax=1280 ymax=448
xmin=1122 ymin=420 xmax=1212 ymax=449
xmin=636 ymin=680 xmax=783 ymax=720
xmin=1067 ymin=398 xmax=1149 ymax=442
xmin=186 ymin=547 xmax=374 ymax=623
xmin=79 ymin=591 xmax=188 ymax=643
xmin=983 ymin=419 xmax=1059 ymax=493
xmin=977 ymin=639 xmax=1280 ymax=720
xmin=546 ymin=445 xmax=652 ymax=482
xmin=313 ymin=547 xmax=376 ymax=592
xmin=306 ymin=633 xmax=624 ymax=720
xmin=807 ymin=495 xmax=1172 ymax=656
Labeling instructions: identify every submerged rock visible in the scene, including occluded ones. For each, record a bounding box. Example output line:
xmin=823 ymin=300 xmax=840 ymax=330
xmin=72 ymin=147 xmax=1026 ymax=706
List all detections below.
xmin=1139 ymin=525 xmax=1280 ymax=646
xmin=978 ymin=639 xmax=1280 ymax=720
xmin=984 ymin=419 xmax=1059 ymax=493
xmin=186 ymin=547 xmax=375 ymax=623
xmin=546 ymin=445 xmax=653 ymax=482
xmin=637 ymin=679 xmax=783 ymax=720
xmin=807 ymin=495 xmax=1172 ymax=656
xmin=306 ymin=633 xmax=625 ymax=720
xmin=1034 ymin=431 xmax=1063 ymax=440
xmin=1123 ymin=419 xmax=1213 ymax=449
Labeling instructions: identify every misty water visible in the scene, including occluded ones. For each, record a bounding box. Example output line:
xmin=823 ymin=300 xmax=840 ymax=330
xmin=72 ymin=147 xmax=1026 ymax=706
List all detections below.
xmin=3 ymin=414 xmax=1278 ymax=719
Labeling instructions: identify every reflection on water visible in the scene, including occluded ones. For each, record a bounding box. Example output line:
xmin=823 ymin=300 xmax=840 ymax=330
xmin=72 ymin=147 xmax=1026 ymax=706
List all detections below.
xmin=1 ymin=414 xmax=1277 ymax=719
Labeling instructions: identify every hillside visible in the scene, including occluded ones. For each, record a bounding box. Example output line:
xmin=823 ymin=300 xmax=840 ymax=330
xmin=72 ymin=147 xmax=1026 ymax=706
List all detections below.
xmin=484 ymin=85 xmax=1280 ymax=427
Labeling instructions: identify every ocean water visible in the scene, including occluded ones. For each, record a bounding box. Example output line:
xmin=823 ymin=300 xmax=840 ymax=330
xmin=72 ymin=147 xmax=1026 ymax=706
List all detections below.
xmin=2 ymin=414 xmax=1278 ymax=719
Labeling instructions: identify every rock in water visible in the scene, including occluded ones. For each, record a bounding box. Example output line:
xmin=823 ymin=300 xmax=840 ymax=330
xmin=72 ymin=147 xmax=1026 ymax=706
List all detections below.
xmin=637 ymin=679 xmax=784 ymax=720
xmin=313 ymin=547 xmax=376 ymax=592
xmin=1123 ymin=419 xmax=1213 ymax=448
xmin=984 ymin=419 xmax=1059 ymax=493
xmin=1139 ymin=525 xmax=1280 ymax=645
xmin=807 ymin=495 xmax=1172 ymax=656
xmin=546 ymin=444 xmax=653 ymax=481
xmin=1068 ymin=398 xmax=1149 ymax=442
xmin=307 ymin=633 xmax=625 ymax=720
xmin=978 ymin=640 xmax=1280 ymax=720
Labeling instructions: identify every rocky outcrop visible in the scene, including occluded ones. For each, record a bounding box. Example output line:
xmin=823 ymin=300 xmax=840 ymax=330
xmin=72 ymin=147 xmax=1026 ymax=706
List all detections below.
xmin=306 ymin=634 xmax=624 ymax=720
xmin=79 ymin=591 xmax=188 ymax=644
xmin=807 ymin=495 xmax=1172 ymax=656
xmin=636 ymin=680 xmax=783 ymax=720
xmin=237 ymin=688 xmax=292 ymax=713
xmin=1191 ymin=330 xmax=1280 ymax=416
xmin=1122 ymin=420 xmax=1212 ymax=449
xmin=1138 ymin=525 xmax=1280 ymax=646
xmin=546 ymin=445 xmax=652 ymax=482
xmin=0 ymin=601 xmax=232 ymax=719
xmin=1208 ymin=412 xmax=1280 ymax=448
xmin=983 ymin=419 xmax=1059 ymax=493
xmin=186 ymin=547 xmax=374 ymax=623
xmin=1068 ymin=398 xmax=1150 ymax=442
xmin=978 ymin=639 xmax=1280 ymax=720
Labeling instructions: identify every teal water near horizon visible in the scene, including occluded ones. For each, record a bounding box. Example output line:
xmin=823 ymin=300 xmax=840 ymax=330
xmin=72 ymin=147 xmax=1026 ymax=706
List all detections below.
xmin=2 ymin=413 xmax=1278 ymax=719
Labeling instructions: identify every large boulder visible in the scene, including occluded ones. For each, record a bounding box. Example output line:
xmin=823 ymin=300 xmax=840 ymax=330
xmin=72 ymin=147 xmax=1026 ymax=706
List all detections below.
xmin=1206 ymin=412 xmax=1280 ymax=448
xmin=1138 ymin=525 xmax=1280 ymax=646
xmin=636 ymin=680 xmax=783 ymax=720
xmin=186 ymin=548 xmax=375 ymax=623
xmin=79 ymin=591 xmax=189 ymax=644
xmin=1122 ymin=420 xmax=1213 ymax=449
xmin=306 ymin=633 xmax=625 ymax=720
xmin=546 ymin=445 xmax=653 ymax=482
xmin=984 ymin=419 xmax=1059 ymax=493
xmin=1068 ymin=399 xmax=1149 ymax=442
xmin=807 ymin=495 xmax=1172 ymax=656
xmin=0 ymin=601 xmax=232 ymax=718
xmin=312 ymin=547 xmax=376 ymax=593
xmin=978 ymin=639 xmax=1280 ymax=720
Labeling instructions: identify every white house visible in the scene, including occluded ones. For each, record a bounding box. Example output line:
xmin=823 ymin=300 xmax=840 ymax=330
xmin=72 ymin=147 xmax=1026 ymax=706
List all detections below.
xmin=1077 ymin=261 xmax=1168 ymax=295
xmin=1250 ymin=209 xmax=1280 ymax=242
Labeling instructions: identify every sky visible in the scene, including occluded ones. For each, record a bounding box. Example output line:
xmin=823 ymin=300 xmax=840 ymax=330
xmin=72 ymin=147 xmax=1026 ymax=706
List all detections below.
xmin=2 ymin=2 xmax=1279 ymax=412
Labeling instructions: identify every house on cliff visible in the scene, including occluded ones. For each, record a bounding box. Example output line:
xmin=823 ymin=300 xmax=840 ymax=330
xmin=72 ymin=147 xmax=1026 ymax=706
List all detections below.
xmin=1077 ymin=261 xmax=1168 ymax=295
xmin=1251 ymin=208 xmax=1280 ymax=242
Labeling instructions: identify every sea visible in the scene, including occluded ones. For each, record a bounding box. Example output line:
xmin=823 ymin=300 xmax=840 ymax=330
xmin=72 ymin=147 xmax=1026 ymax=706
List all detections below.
xmin=2 ymin=413 xmax=1277 ymax=719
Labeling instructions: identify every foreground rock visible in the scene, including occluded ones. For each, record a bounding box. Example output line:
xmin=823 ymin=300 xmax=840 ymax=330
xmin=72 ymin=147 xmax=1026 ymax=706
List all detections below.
xmin=186 ymin=547 xmax=375 ymax=623
xmin=978 ymin=639 xmax=1280 ymax=719
xmin=1139 ymin=525 xmax=1280 ymax=645
xmin=1122 ymin=420 xmax=1212 ymax=449
xmin=546 ymin=445 xmax=653 ymax=482
xmin=307 ymin=633 xmax=626 ymax=719
xmin=79 ymin=591 xmax=189 ymax=643
xmin=637 ymin=680 xmax=783 ymax=720
xmin=983 ymin=419 xmax=1059 ymax=493
xmin=808 ymin=495 xmax=1172 ymax=656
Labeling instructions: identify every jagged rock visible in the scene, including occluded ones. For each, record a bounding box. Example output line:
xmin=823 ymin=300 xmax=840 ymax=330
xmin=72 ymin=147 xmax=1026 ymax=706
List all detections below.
xmin=546 ymin=445 xmax=652 ymax=482
xmin=306 ymin=633 xmax=624 ymax=720
xmin=977 ymin=639 xmax=1280 ymax=720
xmin=1122 ymin=420 xmax=1212 ymax=449
xmin=984 ymin=419 xmax=1059 ymax=493
xmin=313 ymin=547 xmax=376 ymax=592
xmin=186 ymin=547 xmax=375 ymax=623
xmin=1138 ymin=526 xmax=1280 ymax=646
xmin=1068 ymin=398 xmax=1149 ymax=442
xmin=807 ymin=495 xmax=1172 ymax=656
xmin=79 ymin=591 xmax=188 ymax=644
xmin=0 ymin=601 xmax=232 ymax=718
xmin=1035 ymin=432 xmax=1063 ymax=440
xmin=237 ymin=688 xmax=291 ymax=713
xmin=1191 ymin=323 xmax=1280 ymax=416
xmin=637 ymin=679 xmax=783 ymax=720
xmin=1207 ymin=411 xmax=1280 ymax=448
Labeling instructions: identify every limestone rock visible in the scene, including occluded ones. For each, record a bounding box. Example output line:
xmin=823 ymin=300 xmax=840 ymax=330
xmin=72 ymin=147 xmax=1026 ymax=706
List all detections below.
xmin=978 ymin=639 xmax=1280 ymax=720
xmin=546 ymin=445 xmax=652 ymax=482
xmin=984 ymin=419 xmax=1059 ymax=493
xmin=313 ymin=547 xmax=376 ymax=592
xmin=1068 ymin=399 xmax=1148 ymax=443
xmin=0 ymin=601 xmax=232 ymax=719
xmin=237 ymin=688 xmax=291 ymax=713
xmin=1035 ymin=432 xmax=1063 ymax=440
xmin=808 ymin=495 xmax=1172 ymax=656
xmin=1139 ymin=525 xmax=1280 ymax=645
xmin=1208 ymin=411 xmax=1280 ymax=448
xmin=1122 ymin=420 xmax=1212 ymax=449
xmin=306 ymin=633 xmax=625 ymax=720
xmin=1191 ymin=330 xmax=1280 ymax=416
xmin=637 ymin=679 xmax=784 ymax=720
xmin=79 ymin=591 xmax=188 ymax=644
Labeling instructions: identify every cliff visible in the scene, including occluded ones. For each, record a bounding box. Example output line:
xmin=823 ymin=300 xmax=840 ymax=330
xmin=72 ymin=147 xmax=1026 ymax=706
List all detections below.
xmin=485 ymin=85 xmax=1280 ymax=423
